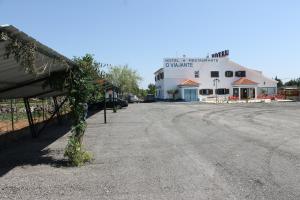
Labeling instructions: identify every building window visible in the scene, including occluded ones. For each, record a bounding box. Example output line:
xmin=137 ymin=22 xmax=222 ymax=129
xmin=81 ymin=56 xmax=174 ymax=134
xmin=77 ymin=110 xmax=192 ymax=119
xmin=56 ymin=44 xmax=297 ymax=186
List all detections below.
xmin=258 ymin=87 xmax=276 ymax=95
xmin=199 ymin=89 xmax=213 ymax=95
xmin=235 ymin=71 xmax=246 ymax=77
xmin=211 ymin=71 xmax=219 ymax=77
xmin=159 ymin=72 xmax=164 ymax=80
xmin=215 ymin=88 xmax=230 ymax=95
xmin=225 ymin=71 xmax=233 ymax=77
xmin=155 ymin=76 xmax=157 ymax=81
xmin=194 ymin=71 xmax=199 ymax=78
xmin=157 ymin=75 xmax=160 ymax=80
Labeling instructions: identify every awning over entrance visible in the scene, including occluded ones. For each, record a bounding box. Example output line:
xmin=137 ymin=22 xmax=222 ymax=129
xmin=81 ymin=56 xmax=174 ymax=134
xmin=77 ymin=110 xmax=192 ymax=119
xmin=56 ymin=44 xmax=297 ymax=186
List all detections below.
xmin=232 ymin=77 xmax=258 ymax=85
xmin=0 ymin=25 xmax=76 ymax=99
xmin=177 ymin=80 xmax=199 ymax=101
xmin=178 ymin=79 xmax=199 ymax=87
xmin=232 ymin=78 xmax=258 ymax=99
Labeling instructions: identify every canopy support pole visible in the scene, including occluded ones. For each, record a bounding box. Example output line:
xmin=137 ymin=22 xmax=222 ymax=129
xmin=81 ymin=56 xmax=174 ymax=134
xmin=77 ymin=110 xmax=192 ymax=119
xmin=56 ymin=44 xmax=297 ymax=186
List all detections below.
xmin=23 ymin=98 xmax=37 ymax=138
xmin=37 ymin=97 xmax=67 ymax=135
xmin=53 ymin=96 xmax=62 ymax=125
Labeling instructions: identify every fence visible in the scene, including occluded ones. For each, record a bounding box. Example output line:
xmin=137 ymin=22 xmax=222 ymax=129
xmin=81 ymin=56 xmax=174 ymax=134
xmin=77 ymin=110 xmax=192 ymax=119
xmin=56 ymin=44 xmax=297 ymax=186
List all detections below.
xmin=0 ymin=97 xmax=70 ymax=134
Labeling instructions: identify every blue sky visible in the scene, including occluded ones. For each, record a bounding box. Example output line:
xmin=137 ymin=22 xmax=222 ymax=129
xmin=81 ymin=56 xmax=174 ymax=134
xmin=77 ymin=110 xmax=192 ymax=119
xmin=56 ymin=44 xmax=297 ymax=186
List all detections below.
xmin=1 ymin=0 xmax=300 ymax=88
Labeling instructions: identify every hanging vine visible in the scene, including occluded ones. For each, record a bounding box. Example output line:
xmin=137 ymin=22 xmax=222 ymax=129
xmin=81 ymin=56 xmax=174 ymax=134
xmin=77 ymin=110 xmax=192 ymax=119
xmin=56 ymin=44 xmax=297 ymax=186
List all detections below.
xmin=3 ymin=33 xmax=37 ymax=74
xmin=2 ymin=31 xmax=97 ymax=166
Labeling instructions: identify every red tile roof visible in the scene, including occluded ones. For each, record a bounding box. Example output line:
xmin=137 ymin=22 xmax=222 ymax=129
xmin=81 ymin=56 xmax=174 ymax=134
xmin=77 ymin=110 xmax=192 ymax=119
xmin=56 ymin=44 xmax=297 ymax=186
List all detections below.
xmin=233 ymin=78 xmax=258 ymax=85
xmin=178 ymin=79 xmax=199 ymax=86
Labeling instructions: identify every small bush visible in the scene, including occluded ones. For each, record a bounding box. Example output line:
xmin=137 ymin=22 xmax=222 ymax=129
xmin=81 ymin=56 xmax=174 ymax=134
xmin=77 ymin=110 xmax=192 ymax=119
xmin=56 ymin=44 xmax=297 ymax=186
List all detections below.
xmin=64 ymin=136 xmax=93 ymax=166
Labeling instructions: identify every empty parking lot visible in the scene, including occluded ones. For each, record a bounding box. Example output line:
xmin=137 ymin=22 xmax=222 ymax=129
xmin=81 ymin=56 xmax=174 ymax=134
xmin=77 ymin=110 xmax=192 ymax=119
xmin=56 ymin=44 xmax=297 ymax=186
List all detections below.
xmin=1 ymin=102 xmax=300 ymax=199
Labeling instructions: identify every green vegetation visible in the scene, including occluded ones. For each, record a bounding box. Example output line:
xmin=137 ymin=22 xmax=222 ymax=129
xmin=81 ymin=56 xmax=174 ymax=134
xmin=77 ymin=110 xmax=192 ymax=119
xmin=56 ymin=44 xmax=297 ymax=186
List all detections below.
xmin=3 ymin=30 xmax=102 ymax=166
xmin=147 ymin=83 xmax=156 ymax=95
xmin=275 ymin=76 xmax=300 ymax=88
xmin=61 ymin=54 xmax=102 ymax=166
xmin=275 ymin=76 xmax=283 ymax=88
xmin=284 ymin=77 xmax=300 ymax=87
xmin=135 ymin=83 xmax=156 ymax=99
xmin=64 ymin=136 xmax=93 ymax=166
xmin=106 ymin=65 xmax=142 ymax=96
xmin=2 ymin=29 xmax=147 ymax=166
xmin=4 ymin=33 xmax=37 ymax=74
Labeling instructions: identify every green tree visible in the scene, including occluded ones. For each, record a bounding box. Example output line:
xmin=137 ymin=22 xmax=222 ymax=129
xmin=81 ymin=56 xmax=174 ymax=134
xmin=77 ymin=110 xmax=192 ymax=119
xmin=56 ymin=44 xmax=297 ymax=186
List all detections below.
xmin=138 ymin=88 xmax=148 ymax=98
xmin=147 ymin=83 xmax=156 ymax=95
xmin=63 ymin=54 xmax=104 ymax=165
xmin=285 ymin=78 xmax=300 ymax=87
xmin=275 ymin=76 xmax=283 ymax=88
xmin=106 ymin=65 xmax=142 ymax=96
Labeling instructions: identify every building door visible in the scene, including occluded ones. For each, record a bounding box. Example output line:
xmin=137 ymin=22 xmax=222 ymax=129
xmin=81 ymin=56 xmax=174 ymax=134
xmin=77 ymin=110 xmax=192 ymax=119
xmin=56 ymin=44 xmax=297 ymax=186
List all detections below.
xmin=241 ymin=88 xmax=249 ymax=99
xmin=184 ymin=89 xmax=198 ymax=101
xmin=233 ymin=88 xmax=239 ymax=97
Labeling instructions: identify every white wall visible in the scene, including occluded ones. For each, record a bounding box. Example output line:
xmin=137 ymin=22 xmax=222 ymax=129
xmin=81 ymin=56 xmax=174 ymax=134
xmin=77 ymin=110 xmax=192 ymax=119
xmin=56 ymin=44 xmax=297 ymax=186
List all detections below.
xmin=154 ymin=57 xmax=277 ymax=100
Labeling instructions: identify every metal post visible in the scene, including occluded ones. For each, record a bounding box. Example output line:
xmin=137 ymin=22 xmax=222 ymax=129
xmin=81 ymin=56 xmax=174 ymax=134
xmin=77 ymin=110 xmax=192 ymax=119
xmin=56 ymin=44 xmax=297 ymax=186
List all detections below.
xmin=104 ymin=89 xmax=107 ymax=124
xmin=37 ymin=97 xmax=67 ymax=135
xmin=10 ymin=99 xmax=14 ymax=131
xmin=15 ymin=99 xmax=18 ymax=122
xmin=42 ymin=98 xmax=45 ymax=121
xmin=23 ymin=98 xmax=37 ymax=138
xmin=53 ymin=96 xmax=62 ymax=125
xmin=113 ymin=87 xmax=116 ymax=113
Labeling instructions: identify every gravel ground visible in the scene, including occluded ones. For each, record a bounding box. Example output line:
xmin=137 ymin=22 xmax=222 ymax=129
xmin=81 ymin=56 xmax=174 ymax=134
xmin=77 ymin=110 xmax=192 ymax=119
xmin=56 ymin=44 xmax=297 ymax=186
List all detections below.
xmin=0 ymin=102 xmax=300 ymax=200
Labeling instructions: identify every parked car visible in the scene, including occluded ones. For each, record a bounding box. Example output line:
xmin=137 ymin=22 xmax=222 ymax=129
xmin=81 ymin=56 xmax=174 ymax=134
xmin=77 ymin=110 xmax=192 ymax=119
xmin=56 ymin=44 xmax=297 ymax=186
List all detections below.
xmin=144 ymin=94 xmax=155 ymax=103
xmin=128 ymin=95 xmax=140 ymax=103
xmin=89 ymin=98 xmax=128 ymax=110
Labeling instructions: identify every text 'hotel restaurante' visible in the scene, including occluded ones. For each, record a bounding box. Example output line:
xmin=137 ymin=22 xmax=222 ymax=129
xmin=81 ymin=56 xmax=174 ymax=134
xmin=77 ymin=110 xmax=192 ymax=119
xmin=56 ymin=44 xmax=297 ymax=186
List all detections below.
xmin=154 ymin=51 xmax=277 ymax=102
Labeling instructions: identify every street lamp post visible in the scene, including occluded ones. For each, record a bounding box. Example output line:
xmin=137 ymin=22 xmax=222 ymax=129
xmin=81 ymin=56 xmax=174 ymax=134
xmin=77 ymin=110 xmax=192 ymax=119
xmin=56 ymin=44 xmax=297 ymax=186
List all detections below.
xmin=103 ymin=87 xmax=107 ymax=124
xmin=101 ymin=69 xmax=109 ymax=124
xmin=213 ymin=78 xmax=220 ymax=103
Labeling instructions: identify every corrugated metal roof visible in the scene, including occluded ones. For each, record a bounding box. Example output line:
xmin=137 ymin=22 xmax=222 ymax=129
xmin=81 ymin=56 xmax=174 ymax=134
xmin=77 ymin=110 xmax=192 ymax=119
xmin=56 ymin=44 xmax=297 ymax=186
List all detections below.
xmin=0 ymin=25 xmax=76 ymax=99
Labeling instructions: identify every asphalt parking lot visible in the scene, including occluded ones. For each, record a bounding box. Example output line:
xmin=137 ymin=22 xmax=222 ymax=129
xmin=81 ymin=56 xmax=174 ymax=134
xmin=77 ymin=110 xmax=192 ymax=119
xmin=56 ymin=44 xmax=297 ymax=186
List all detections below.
xmin=1 ymin=102 xmax=300 ymax=199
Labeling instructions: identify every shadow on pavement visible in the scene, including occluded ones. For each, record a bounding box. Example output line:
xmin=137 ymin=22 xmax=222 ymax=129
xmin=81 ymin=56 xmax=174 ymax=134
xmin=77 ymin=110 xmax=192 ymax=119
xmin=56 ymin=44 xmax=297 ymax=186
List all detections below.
xmin=0 ymin=109 xmax=102 ymax=177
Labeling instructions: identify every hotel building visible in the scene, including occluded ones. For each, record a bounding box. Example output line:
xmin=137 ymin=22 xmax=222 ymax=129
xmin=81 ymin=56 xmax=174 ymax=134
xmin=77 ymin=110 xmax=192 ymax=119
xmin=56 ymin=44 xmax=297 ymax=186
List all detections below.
xmin=154 ymin=51 xmax=277 ymax=101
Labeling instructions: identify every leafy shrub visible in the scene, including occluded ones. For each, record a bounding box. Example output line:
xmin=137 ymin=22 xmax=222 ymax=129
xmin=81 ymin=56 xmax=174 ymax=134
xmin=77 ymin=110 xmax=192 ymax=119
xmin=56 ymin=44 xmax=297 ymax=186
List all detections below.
xmin=64 ymin=136 xmax=93 ymax=166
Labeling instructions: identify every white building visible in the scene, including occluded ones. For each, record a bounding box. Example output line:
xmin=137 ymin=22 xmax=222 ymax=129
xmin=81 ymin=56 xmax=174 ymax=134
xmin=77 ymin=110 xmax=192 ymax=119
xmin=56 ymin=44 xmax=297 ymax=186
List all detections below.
xmin=154 ymin=51 xmax=277 ymax=101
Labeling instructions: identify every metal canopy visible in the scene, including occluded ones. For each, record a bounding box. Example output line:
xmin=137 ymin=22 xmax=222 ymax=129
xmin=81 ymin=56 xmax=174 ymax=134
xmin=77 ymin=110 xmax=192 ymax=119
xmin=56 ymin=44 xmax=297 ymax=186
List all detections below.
xmin=0 ymin=25 xmax=76 ymax=99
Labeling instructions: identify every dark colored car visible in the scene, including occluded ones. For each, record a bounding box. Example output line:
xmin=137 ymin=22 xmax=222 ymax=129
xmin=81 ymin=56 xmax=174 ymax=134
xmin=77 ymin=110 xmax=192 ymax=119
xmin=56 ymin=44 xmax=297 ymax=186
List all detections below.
xmin=89 ymin=98 xmax=128 ymax=110
xmin=107 ymin=98 xmax=128 ymax=108
xmin=143 ymin=94 xmax=155 ymax=103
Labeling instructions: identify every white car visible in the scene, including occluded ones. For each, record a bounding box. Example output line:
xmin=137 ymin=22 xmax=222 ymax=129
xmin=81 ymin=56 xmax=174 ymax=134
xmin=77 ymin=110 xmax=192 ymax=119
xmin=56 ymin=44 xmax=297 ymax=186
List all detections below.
xmin=128 ymin=95 xmax=139 ymax=103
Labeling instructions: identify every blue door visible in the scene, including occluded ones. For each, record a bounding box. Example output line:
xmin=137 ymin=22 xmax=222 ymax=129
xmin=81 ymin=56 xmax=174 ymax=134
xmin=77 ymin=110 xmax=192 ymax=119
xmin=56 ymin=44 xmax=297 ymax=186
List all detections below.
xmin=184 ymin=89 xmax=198 ymax=101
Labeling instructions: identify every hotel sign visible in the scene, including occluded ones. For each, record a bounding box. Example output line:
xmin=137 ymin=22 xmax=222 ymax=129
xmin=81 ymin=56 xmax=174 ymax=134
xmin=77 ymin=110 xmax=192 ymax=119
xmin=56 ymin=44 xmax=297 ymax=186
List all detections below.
xmin=164 ymin=58 xmax=218 ymax=68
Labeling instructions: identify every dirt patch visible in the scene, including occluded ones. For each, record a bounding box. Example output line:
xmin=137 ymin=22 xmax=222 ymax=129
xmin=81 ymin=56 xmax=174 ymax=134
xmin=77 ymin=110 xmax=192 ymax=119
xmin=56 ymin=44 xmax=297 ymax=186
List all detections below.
xmin=0 ymin=120 xmax=29 ymax=135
